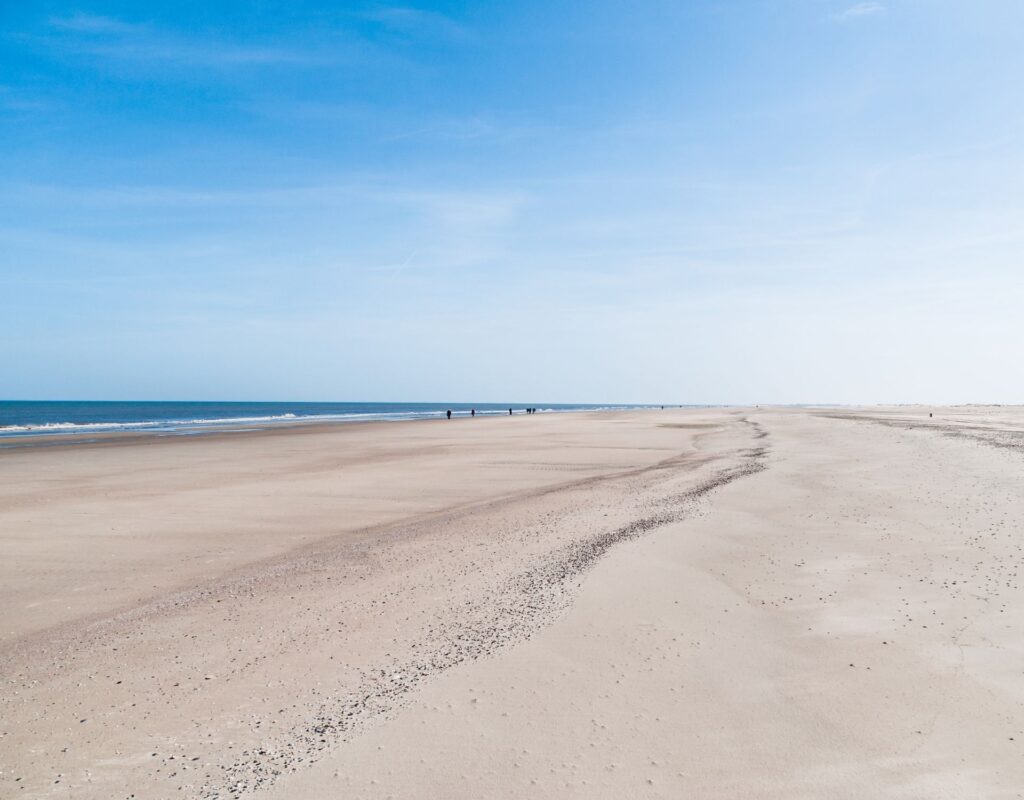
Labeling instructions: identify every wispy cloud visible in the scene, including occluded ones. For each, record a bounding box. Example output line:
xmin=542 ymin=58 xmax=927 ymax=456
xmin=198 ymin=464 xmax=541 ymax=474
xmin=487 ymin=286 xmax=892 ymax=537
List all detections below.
xmin=6 ymin=179 xmax=527 ymax=232
xmin=380 ymin=115 xmax=550 ymax=145
xmin=83 ymin=40 xmax=315 ymax=67
xmin=833 ymin=2 xmax=887 ymax=22
xmin=49 ymin=13 xmax=142 ymax=34
xmin=362 ymin=6 xmax=475 ymax=43
xmin=39 ymin=14 xmax=327 ymax=68
xmin=0 ymin=85 xmax=51 ymax=114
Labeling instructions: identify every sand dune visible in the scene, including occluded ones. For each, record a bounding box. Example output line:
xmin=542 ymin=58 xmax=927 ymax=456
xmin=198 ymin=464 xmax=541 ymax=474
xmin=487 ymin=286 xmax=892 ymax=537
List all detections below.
xmin=3 ymin=408 xmax=1024 ymax=798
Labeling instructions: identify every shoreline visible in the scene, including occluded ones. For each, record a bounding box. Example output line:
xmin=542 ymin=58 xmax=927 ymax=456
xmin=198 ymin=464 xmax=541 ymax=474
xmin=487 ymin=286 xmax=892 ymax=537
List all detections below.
xmin=0 ymin=405 xmax=671 ymax=451
xmin=8 ymin=401 xmax=1017 ymax=451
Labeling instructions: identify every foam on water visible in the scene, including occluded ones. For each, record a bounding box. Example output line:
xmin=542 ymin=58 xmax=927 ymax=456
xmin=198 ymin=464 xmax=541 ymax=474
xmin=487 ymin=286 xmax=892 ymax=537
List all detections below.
xmin=0 ymin=401 xmax=658 ymax=439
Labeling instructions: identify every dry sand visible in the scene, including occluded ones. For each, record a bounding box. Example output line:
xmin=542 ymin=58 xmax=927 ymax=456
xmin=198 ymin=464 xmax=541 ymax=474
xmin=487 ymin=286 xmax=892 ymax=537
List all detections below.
xmin=2 ymin=407 xmax=1024 ymax=798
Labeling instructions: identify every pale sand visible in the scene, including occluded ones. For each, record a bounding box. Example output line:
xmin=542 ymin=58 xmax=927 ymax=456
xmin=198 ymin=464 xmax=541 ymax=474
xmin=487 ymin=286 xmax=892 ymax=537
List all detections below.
xmin=3 ymin=408 xmax=1024 ymax=798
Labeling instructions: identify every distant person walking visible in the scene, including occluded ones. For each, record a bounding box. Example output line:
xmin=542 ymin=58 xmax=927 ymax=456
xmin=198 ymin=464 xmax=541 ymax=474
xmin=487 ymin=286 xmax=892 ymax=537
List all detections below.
xmin=471 ymin=408 xmax=476 ymax=417
xmin=446 ymin=409 xmax=451 ymax=420
xmin=509 ymin=408 xmax=513 ymax=415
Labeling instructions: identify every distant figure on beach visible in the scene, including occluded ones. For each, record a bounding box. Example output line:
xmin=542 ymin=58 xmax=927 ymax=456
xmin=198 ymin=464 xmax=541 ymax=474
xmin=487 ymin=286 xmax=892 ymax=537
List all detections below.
xmin=929 ymin=412 xmax=933 ymax=418
xmin=446 ymin=409 xmax=451 ymax=420
xmin=509 ymin=408 xmax=513 ymax=415
xmin=471 ymin=409 xmax=476 ymax=417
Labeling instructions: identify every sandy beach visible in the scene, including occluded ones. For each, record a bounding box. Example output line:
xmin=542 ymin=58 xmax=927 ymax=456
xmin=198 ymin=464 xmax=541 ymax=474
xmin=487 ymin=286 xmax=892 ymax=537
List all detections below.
xmin=3 ymin=407 xmax=1024 ymax=799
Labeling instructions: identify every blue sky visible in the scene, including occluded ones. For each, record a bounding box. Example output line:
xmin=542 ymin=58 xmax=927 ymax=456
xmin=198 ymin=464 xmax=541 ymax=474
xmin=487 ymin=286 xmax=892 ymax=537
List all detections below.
xmin=2 ymin=1 xmax=1022 ymax=403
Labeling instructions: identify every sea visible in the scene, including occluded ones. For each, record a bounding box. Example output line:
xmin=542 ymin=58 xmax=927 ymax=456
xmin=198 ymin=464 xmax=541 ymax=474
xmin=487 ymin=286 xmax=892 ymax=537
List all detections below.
xmin=0 ymin=401 xmax=646 ymax=440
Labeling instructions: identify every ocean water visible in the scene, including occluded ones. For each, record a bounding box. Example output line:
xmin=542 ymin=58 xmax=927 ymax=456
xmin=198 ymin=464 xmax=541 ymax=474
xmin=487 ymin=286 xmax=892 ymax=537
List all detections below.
xmin=0 ymin=401 xmax=641 ymax=439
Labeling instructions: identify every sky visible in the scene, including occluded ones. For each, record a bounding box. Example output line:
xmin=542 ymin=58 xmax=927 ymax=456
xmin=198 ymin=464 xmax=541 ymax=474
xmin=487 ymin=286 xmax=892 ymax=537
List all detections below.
xmin=1 ymin=0 xmax=1022 ymax=404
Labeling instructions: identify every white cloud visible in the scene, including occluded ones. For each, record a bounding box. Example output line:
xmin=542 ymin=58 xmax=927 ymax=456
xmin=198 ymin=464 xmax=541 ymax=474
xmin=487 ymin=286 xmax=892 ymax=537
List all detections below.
xmin=833 ymin=2 xmax=886 ymax=22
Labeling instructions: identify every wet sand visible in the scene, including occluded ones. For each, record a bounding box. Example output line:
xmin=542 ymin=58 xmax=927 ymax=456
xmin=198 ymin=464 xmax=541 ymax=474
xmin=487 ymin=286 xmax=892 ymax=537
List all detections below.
xmin=3 ymin=407 xmax=1024 ymax=798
